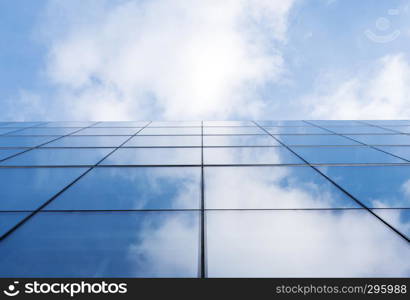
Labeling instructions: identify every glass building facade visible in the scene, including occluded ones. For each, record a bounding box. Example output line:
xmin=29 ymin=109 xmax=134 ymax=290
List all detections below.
xmin=0 ymin=120 xmax=409 ymax=277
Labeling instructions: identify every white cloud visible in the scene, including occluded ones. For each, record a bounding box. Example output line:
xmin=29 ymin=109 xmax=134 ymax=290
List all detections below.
xmin=33 ymin=0 xmax=295 ymax=120
xmin=303 ymin=53 xmax=410 ymax=119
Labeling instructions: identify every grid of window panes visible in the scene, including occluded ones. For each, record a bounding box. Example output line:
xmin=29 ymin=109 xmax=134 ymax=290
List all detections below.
xmin=0 ymin=120 xmax=409 ymax=277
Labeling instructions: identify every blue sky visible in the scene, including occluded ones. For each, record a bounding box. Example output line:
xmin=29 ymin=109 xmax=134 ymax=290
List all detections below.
xmin=1 ymin=0 xmax=410 ymax=120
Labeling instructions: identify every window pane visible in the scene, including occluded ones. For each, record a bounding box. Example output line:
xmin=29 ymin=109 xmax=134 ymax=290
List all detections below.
xmin=203 ymin=121 xmax=255 ymax=126
xmin=384 ymin=126 xmax=410 ymax=134
xmin=204 ymin=147 xmax=303 ymax=165
xmin=291 ymin=146 xmax=404 ymax=164
xmin=276 ymin=135 xmax=358 ymax=146
xmin=10 ymin=128 xmax=79 ymax=136
xmin=0 ymin=212 xmax=30 ymax=237
xmin=138 ymin=127 xmax=201 ymax=135
xmin=0 ymin=168 xmax=86 ymax=210
xmin=0 ymin=149 xmax=26 ymax=161
xmin=203 ymin=135 xmax=278 ymax=146
xmin=257 ymin=121 xmax=308 ymax=126
xmin=206 ymin=210 xmax=410 ymax=277
xmin=205 ymin=167 xmax=359 ymax=209
xmin=149 ymin=121 xmax=201 ymax=127
xmin=48 ymin=167 xmax=201 ymax=210
xmin=124 ymin=136 xmax=201 ymax=147
xmin=365 ymin=120 xmax=410 ymax=126
xmin=101 ymin=148 xmax=201 ymax=165
xmin=0 ymin=128 xmax=21 ymax=135
xmin=44 ymin=136 xmax=129 ymax=147
xmin=323 ymin=126 xmax=395 ymax=134
xmin=371 ymin=209 xmax=410 ymax=239
xmin=346 ymin=134 xmax=410 ymax=145
xmin=0 ymin=211 xmax=200 ymax=277
xmin=317 ymin=165 xmax=410 ymax=208
xmin=1 ymin=122 xmax=45 ymax=127
xmin=376 ymin=146 xmax=410 ymax=161
xmin=308 ymin=120 xmax=362 ymax=126
xmin=204 ymin=127 xmax=265 ymax=135
xmin=265 ymin=127 xmax=329 ymax=134
xmin=1 ymin=148 xmax=112 ymax=166
xmin=74 ymin=128 xmax=140 ymax=135
xmin=94 ymin=121 xmax=149 ymax=127
xmin=42 ymin=122 xmax=95 ymax=127
xmin=0 ymin=136 xmax=57 ymax=147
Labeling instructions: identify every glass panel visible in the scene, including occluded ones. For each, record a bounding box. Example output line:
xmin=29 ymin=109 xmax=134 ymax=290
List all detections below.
xmin=365 ymin=120 xmax=410 ymax=126
xmin=94 ymin=121 xmax=149 ymax=127
xmin=0 ymin=128 xmax=21 ymax=135
xmin=44 ymin=136 xmax=129 ymax=148
xmin=206 ymin=210 xmax=410 ymax=277
xmin=0 ymin=149 xmax=26 ymax=161
xmin=317 ymin=165 xmax=410 ymax=208
xmin=308 ymin=120 xmax=362 ymax=126
xmin=1 ymin=122 xmax=45 ymax=128
xmin=323 ymin=126 xmax=396 ymax=134
xmin=0 ymin=136 xmax=57 ymax=147
xmin=276 ymin=135 xmax=358 ymax=146
xmin=124 ymin=136 xmax=201 ymax=147
xmin=10 ymin=127 xmax=79 ymax=136
xmin=203 ymin=121 xmax=255 ymax=126
xmin=204 ymin=127 xmax=264 ymax=135
xmin=0 ymin=211 xmax=200 ymax=277
xmin=371 ymin=209 xmax=410 ymax=239
xmin=138 ymin=127 xmax=201 ymax=135
xmin=48 ymin=167 xmax=201 ymax=210
xmin=205 ymin=166 xmax=359 ymax=209
xmin=42 ymin=122 xmax=96 ymax=127
xmin=0 ymin=168 xmax=86 ymax=210
xmin=347 ymin=134 xmax=410 ymax=145
xmin=384 ymin=126 xmax=410 ymax=134
xmin=291 ymin=146 xmax=404 ymax=164
xmin=0 ymin=212 xmax=31 ymax=237
xmin=376 ymin=146 xmax=410 ymax=161
xmin=257 ymin=121 xmax=308 ymax=126
xmin=203 ymin=135 xmax=279 ymax=146
xmin=204 ymin=147 xmax=303 ymax=165
xmin=101 ymin=148 xmax=201 ymax=165
xmin=74 ymin=128 xmax=140 ymax=135
xmin=149 ymin=121 xmax=201 ymax=127
xmin=265 ymin=127 xmax=329 ymax=134
xmin=1 ymin=148 xmax=112 ymax=166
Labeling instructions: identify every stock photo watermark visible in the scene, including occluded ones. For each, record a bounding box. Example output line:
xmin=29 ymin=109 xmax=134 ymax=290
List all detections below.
xmin=364 ymin=8 xmax=401 ymax=43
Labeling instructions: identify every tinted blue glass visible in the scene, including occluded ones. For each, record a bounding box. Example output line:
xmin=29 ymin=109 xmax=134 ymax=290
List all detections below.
xmin=371 ymin=209 xmax=410 ymax=239
xmin=0 ymin=128 xmax=20 ymax=135
xmin=0 ymin=149 xmax=26 ymax=161
xmin=204 ymin=147 xmax=303 ymax=165
xmin=74 ymin=128 xmax=140 ymax=135
xmin=42 ymin=122 xmax=95 ymax=127
xmin=376 ymin=146 xmax=410 ymax=161
xmin=1 ymin=122 xmax=45 ymax=127
xmin=366 ymin=120 xmax=410 ymax=126
xmin=206 ymin=210 xmax=410 ymax=277
xmin=1 ymin=148 xmax=112 ymax=166
xmin=138 ymin=127 xmax=201 ymax=135
xmin=0 ymin=211 xmax=200 ymax=277
xmin=203 ymin=135 xmax=278 ymax=146
xmin=0 ymin=136 xmax=57 ymax=147
xmin=205 ymin=167 xmax=359 ymax=209
xmin=101 ymin=148 xmax=201 ymax=165
xmin=48 ymin=167 xmax=201 ymax=210
xmin=44 ymin=136 xmax=129 ymax=147
xmin=317 ymin=165 xmax=410 ymax=208
xmin=10 ymin=128 xmax=79 ymax=136
xmin=149 ymin=121 xmax=201 ymax=127
xmin=323 ymin=126 xmax=395 ymax=134
xmin=257 ymin=121 xmax=308 ymax=126
xmin=94 ymin=121 xmax=149 ymax=127
xmin=276 ymin=135 xmax=358 ymax=146
xmin=124 ymin=136 xmax=201 ymax=147
xmin=203 ymin=121 xmax=254 ymax=126
xmin=308 ymin=120 xmax=362 ymax=126
xmin=384 ymin=126 xmax=410 ymax=134
xmin=291 ymin=146 xmax=404 ymax=164
xmin=0 ymin=212 xmax=30 ymax=236
xmin=347 ymin=134 xmax=410 ymax=145
xmin=265 ymin=127 xmax=329 ymax=134
xmin=203 ymin=127 xmax=265 ymax=135
xmin=0 ymin=168 xmax=86 ymax=210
